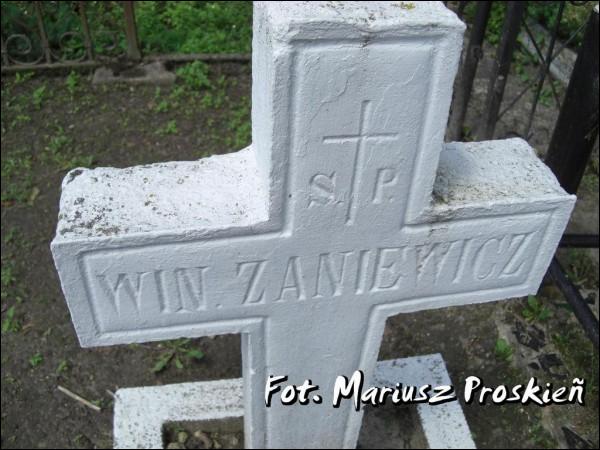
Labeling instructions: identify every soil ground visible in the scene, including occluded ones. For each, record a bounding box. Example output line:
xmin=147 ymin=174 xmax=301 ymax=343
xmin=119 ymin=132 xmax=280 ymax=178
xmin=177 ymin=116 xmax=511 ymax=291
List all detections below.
xmin=1 ymin=44 xmax=598 ymax=449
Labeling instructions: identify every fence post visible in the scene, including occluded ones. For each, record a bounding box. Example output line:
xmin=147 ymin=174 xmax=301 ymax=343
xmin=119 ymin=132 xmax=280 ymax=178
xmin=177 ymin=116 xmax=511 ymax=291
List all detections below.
xmin=545 ymin=6 xmax=599 ymax=195
xmin=1 ymin=36 xmax=8 ymax=67
xmin=524 ymin=1 xmax=566 ymax=138
xmin=545 ymin=6 xmax=599 ymax=349
xmin=33 ymin=1 xmax=52 ymax=64
xmin=548 ymin=259 xmax=599 ymax=348
xmin=123 ymin=1 xmax=141 ymax=61
xmin=78 ymin=1 xmax=95 ymax=61
xmin=478 ymin=1 xmax=526 ymax=140
xmin=447 ymin=1 xmax=492 ymax=141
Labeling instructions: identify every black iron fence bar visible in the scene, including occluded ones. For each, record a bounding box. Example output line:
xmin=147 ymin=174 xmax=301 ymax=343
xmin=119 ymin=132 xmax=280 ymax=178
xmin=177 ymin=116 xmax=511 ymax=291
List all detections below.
xmin=545 ymin=6 xmax=599 ymax=195
xmin=0 ymin=52 xmax=251 ymax=73
xmin=497 ymin=21 xmax=560 ymax=122
xmin=545 ymin=6 xmax=599 ymax=347
xmin=524 ymin=1 xmax=566 ymax=138
xmin=451 ymin=1 xmax=592 ymax=135
xmin=559 ymin=234 xmax=600 ymax=248
xmin=78 ymin=1 xmax=94 ymax=61
xmin=0 ymin=35 xmax=8 ymax=66
xmin=549 ymin=18 xmax=588 ymax=64
xmin=456 ymin=1 xmax=469 ymax=19
xmin=548 ymin=259 xmax=599 ymax=348
xmin=147 ymin=53 xmax=251 ymax=63
xmin=123 ymin=1 xmax=141 ymax=61
xmin=522 ymin=20 xmax=562 ymax=110
xmin=497 ymin=10 xmax=590 ymax=123
xmin=33 ymin=1 xmax=51 ymax=64
xmin=448 ymin=1 xmax=492 ymax=141
xmin=478 ymin=1 xmax=527 ymax=140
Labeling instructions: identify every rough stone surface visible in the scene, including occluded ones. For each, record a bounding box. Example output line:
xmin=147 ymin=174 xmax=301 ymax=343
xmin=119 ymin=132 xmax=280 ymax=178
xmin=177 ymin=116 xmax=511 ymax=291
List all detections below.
xmin=55 ymin=147 xmax=268 ymax=239
xmin=52 ymin=2 xmax=575 ymax=448
xmin=114 ymin=378 xmax=243 ymax=449
xmin=114 ymin=355 xmax=473 ymax=449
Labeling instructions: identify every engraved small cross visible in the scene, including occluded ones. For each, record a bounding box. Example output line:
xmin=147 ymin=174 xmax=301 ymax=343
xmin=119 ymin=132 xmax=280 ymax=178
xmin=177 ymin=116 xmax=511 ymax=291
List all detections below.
xmin=323 ymin=100 xmax=399 ymax=224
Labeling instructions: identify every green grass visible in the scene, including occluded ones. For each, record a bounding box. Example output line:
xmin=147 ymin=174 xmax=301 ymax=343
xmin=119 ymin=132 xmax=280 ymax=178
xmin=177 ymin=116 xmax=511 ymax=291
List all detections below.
xmin=175 ymin=61 xmax=212 ymax=90
xmin=521 ymin=295 xmax=551 ymax=323
xmin=28 ymin=353 xmax=43 ymax=368
xmin=529 ymin=423 xmax=558 ymax=449
xmin=1 ymin=228 xmax=28 ymax=335
xmin=32 ymin=85 xmax=47 ymax=110
xmin=1 ymin=259 xmax=17 ymax=289
xmin=494 ymin=338 xmax=513 ymax=361
xmin=562 ymin=248 xmax=599 ymax=288
xmin=135 ymin=1 xmax=252 ymax=54
xmin=151 ymin=338 xmax=204 ymax=373
xmin=553 ymin=328 xmax=599 ymax=405
xmin=226 ymin=95 xmax=251 ymax=149
xmin=56 ymin=359 xmax=69 ymax=375
xmin=65 ymin=71 xmax=80 ymax=96
xmin=156 ymin=119 xmax=178 ymax=136
xmin=42 ymin=126 xmax=94 ymax=171
xmin=1 ymin=306 xmax=20 ymax=334
xmin=1 ymin=148 xmax=34 ymax=206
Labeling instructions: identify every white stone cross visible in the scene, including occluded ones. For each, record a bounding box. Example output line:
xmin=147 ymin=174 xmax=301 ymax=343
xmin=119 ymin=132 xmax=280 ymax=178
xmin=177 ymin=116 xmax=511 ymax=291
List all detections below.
xmin=51 ymin=2 xmax=575 ymax=448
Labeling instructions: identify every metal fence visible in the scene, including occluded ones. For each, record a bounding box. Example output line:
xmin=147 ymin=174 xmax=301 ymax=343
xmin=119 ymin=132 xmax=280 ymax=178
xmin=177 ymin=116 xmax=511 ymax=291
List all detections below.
xmin=447 ymin=1 xmax=596 ymax=142
xmin=2 ymin=1 xmax=124 ymax=70
xmin=0 ymin=1 xmax=249 ymax=73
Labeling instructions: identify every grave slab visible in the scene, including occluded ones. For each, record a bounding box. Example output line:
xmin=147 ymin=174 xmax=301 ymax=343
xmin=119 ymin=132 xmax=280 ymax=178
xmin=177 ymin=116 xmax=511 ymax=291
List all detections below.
xmin=114 ymin=378 xmax=243 ymax=449
xmin=114 ymin=354 xmax=474 ymax=449
xmin=52 ymin=2 xmax=575 ymax=448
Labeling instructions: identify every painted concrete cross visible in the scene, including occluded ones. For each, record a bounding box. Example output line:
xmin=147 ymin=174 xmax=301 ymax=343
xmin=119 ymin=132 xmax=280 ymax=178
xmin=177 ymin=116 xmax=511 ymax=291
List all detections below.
xmin=51 ymin=2 xmax=575 ymax=448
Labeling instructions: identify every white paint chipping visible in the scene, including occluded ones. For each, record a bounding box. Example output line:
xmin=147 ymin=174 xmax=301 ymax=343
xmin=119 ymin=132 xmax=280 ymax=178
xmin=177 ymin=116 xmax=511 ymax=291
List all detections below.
xmin=56 ymin=147 xmax=268 ymax=239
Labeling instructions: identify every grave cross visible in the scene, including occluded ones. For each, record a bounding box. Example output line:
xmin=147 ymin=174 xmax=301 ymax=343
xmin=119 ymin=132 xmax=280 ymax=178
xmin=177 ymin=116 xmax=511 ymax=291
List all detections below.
xmin=51 ymin=2 xmax=574 ymax=448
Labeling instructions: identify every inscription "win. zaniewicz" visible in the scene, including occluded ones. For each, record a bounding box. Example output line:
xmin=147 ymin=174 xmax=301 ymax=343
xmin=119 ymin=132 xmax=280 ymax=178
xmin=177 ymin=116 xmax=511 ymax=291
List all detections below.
xmin=94 ymin=231 xmax=537 ymax=316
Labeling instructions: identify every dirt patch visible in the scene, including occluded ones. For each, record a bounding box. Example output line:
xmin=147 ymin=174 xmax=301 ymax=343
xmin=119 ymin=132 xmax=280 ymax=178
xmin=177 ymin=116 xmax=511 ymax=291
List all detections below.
xmin=1 ymin=65 xmax=249 ymax=449
xmin=163 ymin=418 xmax=244 ymax=449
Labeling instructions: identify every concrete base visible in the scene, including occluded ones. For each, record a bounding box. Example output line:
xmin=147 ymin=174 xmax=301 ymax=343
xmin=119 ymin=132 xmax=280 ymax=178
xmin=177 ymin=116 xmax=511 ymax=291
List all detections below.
xmin=92 ymin=61 xmax=176 ymax=85
xmin=114 ymin=353 xmax=474 ymax=449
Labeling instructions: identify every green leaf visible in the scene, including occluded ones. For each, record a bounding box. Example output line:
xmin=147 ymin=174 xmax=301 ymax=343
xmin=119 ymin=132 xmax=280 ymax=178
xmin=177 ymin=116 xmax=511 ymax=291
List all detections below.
xmin=539 ymin=308 xmax=552 ymax=322
xmin=186 ymin=349 xmax=204 ymax=361
xmin=527 ymin=295 xmax=539 ymax=309
xmin=56 ymin=359 xmax=69 ymax=374
xmin=1 ymin=306 xmax=19 ymax=333
xmin=151 ymin=352 xmax=173 ymax=373
xmin=29 ymin=352 xmax=43 ymax=367
xmin=174 ymin=356 xmax=184 ymax=370
xmin=494 ymin=338 xmax=513 ymax=361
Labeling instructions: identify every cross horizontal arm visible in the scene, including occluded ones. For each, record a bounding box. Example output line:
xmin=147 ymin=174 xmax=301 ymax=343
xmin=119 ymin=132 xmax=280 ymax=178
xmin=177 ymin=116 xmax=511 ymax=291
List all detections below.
xmin=52 ymin=137 xmax=573 ymax=347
